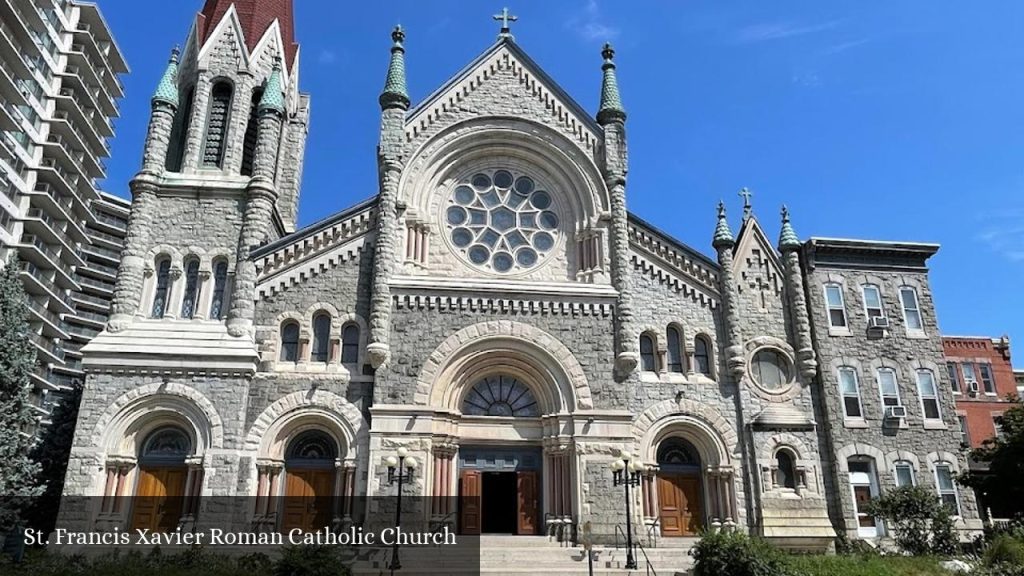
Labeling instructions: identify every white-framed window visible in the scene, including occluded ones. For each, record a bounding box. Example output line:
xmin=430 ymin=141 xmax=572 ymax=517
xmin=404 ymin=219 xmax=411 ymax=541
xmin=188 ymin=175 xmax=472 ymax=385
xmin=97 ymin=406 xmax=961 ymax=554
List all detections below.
xmin=839 ymin=366 xmax=863 ymax=418
xmin=957 ymin=414 xmax=970 ymax=447
xmin=962 ymin=362 xmax=977 ymax=389
xmin=824 ymin=284 xmax=848 ymax=328
xmin=933 ymin=463 xmax=960 ymax=515
xmin=862 ymin=285 xmax=884 ymax=319
xmin=979 ymin=363 xmax=995 ymax=394
xmin=877 ymin=368 xmax=901 ymax=408
xmin=946 ymin=362 xmax=962 ymax=394
xmin=993 ymin=414 xmax=1005 ymax=440
xmin=894 ymin=460 xmax=916 ymax=487
xmin=899 ymin=287 xmax=923 ymax=332
xmin=916 ymin=370 xmax=942 ymax=421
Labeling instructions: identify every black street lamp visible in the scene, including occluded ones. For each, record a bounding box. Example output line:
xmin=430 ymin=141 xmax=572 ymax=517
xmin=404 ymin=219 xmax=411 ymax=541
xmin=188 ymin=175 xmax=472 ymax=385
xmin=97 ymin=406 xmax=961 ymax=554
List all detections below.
xmin=609 ymin=449 xmax=645 ymax=571
xmin=385 ymin=447 xmax=418 ymax=574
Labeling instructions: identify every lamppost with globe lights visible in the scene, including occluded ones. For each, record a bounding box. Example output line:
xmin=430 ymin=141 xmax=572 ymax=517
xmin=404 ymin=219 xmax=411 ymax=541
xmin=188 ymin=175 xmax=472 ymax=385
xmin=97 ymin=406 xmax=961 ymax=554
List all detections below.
xmin=385 ymin=447 xmax=418 ymax=573
xmin=609 ymin=449 xmax=644 ymax=571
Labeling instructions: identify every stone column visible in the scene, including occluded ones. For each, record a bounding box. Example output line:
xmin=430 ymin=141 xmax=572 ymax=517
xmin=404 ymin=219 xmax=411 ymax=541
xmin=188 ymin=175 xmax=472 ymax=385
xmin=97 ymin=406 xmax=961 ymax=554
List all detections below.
xmin=713 ymin=203 xmax=746 ymax=379
xmin=779 ymin=207 xmax=817 ymax=379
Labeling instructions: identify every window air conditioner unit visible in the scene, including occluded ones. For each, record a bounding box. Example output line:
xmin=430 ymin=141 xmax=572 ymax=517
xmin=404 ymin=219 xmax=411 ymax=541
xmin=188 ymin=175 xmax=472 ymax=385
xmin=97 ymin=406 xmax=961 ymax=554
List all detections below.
xmin=967 ymin=380 xmax=980 ymax=396
xmin=885 ymin=405 xmax=907 ymax=420
xmin=868 ymin=316 xmax=890 ymax=330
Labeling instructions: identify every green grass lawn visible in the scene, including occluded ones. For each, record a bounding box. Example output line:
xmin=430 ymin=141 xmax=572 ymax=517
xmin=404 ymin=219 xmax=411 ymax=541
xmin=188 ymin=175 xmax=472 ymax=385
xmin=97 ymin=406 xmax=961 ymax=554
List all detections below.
xmin=786 ymin=554 xmax=952 ymax=576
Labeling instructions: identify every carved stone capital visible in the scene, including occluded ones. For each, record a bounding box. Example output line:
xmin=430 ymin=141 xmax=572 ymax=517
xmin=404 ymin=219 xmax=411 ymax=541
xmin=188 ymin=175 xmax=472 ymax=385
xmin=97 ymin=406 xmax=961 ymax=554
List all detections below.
xmin=615 ymin=351 xmax=638 ymax=377
xmin=366 ymin=342 xmax=390 ymax=369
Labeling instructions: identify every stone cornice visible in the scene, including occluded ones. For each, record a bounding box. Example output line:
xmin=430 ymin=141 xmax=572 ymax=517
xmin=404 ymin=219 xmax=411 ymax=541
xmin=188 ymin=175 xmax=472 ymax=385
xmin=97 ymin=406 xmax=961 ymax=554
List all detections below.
xmin=393 ymin=293 xmax=613 ymax=317
xmin=631 ymin=253 xmax=719 ymax=309
xmin=627 ymin=218 xmax=720 ymax=294
xmin=391 ymin=275 xmax=617 ymax=316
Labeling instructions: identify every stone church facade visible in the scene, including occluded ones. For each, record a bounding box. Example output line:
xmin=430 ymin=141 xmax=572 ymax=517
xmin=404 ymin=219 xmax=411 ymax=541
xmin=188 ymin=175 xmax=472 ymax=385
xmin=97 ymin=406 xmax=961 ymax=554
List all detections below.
xmin=60 ymin=1 xmax=981 ymax=548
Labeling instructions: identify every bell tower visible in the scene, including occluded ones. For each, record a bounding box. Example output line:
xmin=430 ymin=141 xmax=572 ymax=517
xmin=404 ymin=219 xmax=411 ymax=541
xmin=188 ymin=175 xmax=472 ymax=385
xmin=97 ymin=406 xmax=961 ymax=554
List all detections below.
xmin=94 ymin=0 xmax=309 ymax=372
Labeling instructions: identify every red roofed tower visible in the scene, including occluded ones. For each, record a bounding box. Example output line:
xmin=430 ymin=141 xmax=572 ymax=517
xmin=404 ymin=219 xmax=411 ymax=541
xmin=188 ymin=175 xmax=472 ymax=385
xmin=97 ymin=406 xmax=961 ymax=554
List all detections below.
xmin=197 ymin=0 xmax=299 ymax=67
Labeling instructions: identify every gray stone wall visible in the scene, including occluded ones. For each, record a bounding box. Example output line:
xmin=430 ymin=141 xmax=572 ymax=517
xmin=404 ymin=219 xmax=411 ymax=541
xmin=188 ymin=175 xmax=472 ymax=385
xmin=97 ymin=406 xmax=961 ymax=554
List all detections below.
xmin=804 ymin=261 xmax=979 ymax=536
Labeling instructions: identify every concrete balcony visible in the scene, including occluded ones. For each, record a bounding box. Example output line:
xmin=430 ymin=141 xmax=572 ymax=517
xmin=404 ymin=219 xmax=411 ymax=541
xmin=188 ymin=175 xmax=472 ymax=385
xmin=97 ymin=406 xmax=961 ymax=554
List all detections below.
xmin=19 ymin=233 xmax=79 ymax=290
xmin=30 ymin=331 xmax=64 ymax=364
xmin=70 ymin=289 xmax=109 ymax=313
xmin=66 ymin=42 xmax=118 ymax=118
xmin=22 ymin=208 xmax=84 ymax=265
xmin=78 ymin=275 xmax=113 ymax=296
xmin=19 ymin=261 xmax=74 ymax=315
xmin=80 ymin=239 xmax=121 ymax=264
xmin=26 ymin=296 xmax=69 ymax=340
xmin=24 ymin=178 xmax=88 ymax=242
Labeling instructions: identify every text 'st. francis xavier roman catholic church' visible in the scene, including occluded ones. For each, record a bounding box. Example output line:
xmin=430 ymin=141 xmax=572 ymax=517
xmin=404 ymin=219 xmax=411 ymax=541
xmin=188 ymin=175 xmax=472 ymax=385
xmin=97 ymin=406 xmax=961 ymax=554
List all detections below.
xmin=59 ymin=0 xmax=982 ymax=549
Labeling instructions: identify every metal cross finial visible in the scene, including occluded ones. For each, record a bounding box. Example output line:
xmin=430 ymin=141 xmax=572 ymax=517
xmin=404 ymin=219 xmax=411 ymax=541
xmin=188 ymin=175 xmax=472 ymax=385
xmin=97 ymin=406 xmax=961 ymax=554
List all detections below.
xmin=493 ymin=7 xmax=518 ymax=39
xmin=739 ymin=187 xmax=753 ymax=220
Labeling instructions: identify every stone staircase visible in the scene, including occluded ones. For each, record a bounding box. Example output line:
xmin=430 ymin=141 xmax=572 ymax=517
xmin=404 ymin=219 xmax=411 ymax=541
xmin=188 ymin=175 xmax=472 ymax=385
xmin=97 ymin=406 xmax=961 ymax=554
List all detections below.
xmin=352 ymin=534 xmax=696 ymax=575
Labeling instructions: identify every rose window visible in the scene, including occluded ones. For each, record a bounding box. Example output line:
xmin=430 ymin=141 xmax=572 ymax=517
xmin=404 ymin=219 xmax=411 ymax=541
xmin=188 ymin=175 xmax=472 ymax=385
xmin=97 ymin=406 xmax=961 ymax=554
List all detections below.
xmin=444 ymin=169 xmax=560 ymax=274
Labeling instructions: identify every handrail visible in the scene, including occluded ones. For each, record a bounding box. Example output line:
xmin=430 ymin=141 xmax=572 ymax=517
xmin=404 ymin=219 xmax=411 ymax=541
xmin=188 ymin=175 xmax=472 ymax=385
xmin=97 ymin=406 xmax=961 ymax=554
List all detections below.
xmin=614 ymin=523 xmax=658 ymax=576
xmin=645 ymin=519 xmax=660 ymax=549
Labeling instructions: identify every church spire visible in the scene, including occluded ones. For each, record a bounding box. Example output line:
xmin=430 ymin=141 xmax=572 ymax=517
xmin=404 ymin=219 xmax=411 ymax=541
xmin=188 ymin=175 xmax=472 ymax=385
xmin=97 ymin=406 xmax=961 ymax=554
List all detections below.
xmin=379 ymin=25 xmax=410 ymax=111
xmin=713 ymin=201 xmax=735 ymax=249
xmin=778 ymin=206 xmax=801 ymax=251
xmin=152 ymin=46 xmax=180 ymax=108
xmin=597 ymin=43 xmax=626 ymax=124
xmin=258 ymin=56 xmax=285 ymax=114
xmin=198 ymin=0 xmax=298 ymax=66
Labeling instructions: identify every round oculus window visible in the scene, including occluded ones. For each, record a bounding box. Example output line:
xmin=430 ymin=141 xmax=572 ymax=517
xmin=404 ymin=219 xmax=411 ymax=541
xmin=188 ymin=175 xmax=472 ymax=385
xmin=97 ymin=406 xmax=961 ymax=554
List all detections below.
xmin=750 ymin=348 xmax=793 ymax=390
xmin=445 ymin=169 xmax=560 ymax=274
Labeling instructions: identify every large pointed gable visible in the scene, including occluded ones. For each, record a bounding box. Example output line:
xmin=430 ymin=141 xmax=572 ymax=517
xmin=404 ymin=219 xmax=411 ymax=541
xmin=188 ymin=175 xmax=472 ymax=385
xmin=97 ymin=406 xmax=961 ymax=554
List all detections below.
xmin=405 ymin=38 xmax=603 ymax=155
xmin=733 ymin=214 xmax=785 ymax=300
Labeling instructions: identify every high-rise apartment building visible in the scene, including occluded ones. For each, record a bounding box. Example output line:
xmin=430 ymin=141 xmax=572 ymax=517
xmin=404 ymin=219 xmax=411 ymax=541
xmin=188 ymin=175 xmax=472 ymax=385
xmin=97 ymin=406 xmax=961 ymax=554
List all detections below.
xmin=0 ymin=0 xmax=127 ymax=428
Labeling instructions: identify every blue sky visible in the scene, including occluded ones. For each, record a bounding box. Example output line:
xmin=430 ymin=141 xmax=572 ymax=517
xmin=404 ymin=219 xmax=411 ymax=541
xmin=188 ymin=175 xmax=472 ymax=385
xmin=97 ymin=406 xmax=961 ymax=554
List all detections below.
xmin=97 ymin=1 xmax=1023 ymax=363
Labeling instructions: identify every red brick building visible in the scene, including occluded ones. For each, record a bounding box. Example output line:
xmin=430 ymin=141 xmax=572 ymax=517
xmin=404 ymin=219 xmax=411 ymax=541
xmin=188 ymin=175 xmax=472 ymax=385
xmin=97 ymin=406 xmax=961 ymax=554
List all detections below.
xmin=943 ymin=335 xmax=1015 ymax=449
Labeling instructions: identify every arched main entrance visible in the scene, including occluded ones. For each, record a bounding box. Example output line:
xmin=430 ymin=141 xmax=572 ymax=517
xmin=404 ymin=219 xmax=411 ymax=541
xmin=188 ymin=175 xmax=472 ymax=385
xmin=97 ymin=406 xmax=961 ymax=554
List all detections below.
xmin=281 ymin=430 xmax=338 ymax=533
xmin=458 ymin=375 xmax=542 ymax=536
xmin=130 ymin=427 xmax=190 ymax=532
xmin=655 ymin=438 xmax=703 ymax=536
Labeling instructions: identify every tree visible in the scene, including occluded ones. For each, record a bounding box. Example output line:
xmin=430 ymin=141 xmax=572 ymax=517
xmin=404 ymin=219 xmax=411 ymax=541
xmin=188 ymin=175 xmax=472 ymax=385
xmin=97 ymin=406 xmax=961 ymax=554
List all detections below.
xmin=864 ymin=485 xmax=956 ymax=556
xmin=960 ymin=398 xmax=1024 ymax=520
xmin=27 ymin=379 xmax=82 ymax=535
xmin=0 ymin=255 xmax=44 ymax=531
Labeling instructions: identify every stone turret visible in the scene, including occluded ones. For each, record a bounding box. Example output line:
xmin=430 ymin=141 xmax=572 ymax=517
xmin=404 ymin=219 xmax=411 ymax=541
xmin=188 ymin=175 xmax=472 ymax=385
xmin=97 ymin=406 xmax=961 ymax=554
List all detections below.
xmin=778 ymin=207 xmax=817 ymax=379
xmin=367 ymin=26 xmax=410 ymax=369
xmin=227 ymin=58 xmax=286 ymax=337
xmin=107 ymin=48 xmax=180 ymax=331
xmin=713 ymin=201 xmax=746 ymax=378
xmin=596 ymin=43 xmax=637 ymax=377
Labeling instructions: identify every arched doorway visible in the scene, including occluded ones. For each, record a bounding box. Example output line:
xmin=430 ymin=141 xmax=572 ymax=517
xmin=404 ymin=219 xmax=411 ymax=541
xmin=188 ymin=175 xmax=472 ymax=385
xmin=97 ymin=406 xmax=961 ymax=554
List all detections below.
xmin=281 ymin=430 xmax=338 ymax=532
xmin=656 ymin=437 xmax=704 ymax=536
xmin=457 ymin=375 xmax=542 ymax=536
xmin=130 ymin=427 xmax=190 ymax=532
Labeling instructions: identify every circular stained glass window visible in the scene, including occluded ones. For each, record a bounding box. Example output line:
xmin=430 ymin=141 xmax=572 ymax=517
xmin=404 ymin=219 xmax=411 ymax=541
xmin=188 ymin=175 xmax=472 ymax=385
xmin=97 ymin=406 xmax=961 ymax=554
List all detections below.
xmin=445 ymin=169 xmax=560 ymax=274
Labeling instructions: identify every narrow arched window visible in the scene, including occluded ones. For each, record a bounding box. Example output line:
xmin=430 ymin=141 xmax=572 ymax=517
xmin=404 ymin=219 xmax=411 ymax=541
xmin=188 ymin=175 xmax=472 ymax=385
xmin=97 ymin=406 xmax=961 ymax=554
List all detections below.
xmin=775 ymin=450 xmax=797 ymax=489
xmin=311 ymin=313 xmax=331 ymax=363
xmin=666 ymin=326 xmax=684 ymax=373
xmin=694 ymin=336 xmax=712 ymax=375
xmin=639 ymin=334 xmax=656 ymax=372
xmin=180 ymin=258 xmax=200 ymax=319
xmin=202 ymin=81 xmax=232 ymax=168
xmin=341 ymin=323 xmax=359 ymax=364
xmin=166 ymin=86 xmax=194 ymax=172
xmin=240 ymin=88 xmax=263 ymax=176
xmin=209 ymin=260 xmax=228 ymax=319
xmin=280 ymin=322 xmax=299 ymax=362
xmin=151 ymin=257 xmax=171 ymax=319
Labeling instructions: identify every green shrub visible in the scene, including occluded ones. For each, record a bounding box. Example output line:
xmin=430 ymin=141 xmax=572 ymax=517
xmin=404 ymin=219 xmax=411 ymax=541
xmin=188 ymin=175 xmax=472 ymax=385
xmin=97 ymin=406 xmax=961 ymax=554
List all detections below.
xmin=690 ymin=530 xmax=796 ymax=576
xmin=984 ymin=534 xmax=1024 ymax=568
xmin=272 ymin=545 xmax=347 ymax=576
xmin=863 ymin=486 xmax=954 ymax=556
xmin=785 ymin=554 xmax=948 ymax=576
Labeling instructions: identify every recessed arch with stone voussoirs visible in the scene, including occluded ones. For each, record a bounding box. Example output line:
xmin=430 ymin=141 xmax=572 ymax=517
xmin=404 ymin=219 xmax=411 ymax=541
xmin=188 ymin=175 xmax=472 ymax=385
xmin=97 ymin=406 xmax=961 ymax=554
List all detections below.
xmin=634 ymin=400 xmax=742 ymax=532
xmin=246 ymin=390 xmax=370 ymax=530
xmin=415 ymin=320 xmax=594 ymax=414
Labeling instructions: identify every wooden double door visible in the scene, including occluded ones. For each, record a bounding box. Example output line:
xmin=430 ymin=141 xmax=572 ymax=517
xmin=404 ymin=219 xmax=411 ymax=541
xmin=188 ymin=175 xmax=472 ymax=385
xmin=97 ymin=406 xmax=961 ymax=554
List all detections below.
xmin=281 ymin=468 xmax=335 ymax=533
xmin=459 ymin=470 xmax=538 ymax=535
xmin=657 ymin=473 xmax=703 ymax=537
xmin=131 ymin=466 xmax=188 ymax=533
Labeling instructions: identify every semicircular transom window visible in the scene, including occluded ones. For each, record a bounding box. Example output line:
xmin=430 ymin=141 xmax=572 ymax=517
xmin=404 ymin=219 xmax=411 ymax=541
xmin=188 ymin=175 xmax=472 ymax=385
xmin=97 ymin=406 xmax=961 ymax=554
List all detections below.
xmin=445 ymin=169 xmax=560 ymax=274
xmin=141 ymin=427 xmax=191 ymax=461
xmin=462 ymin=375 xmax=539 ymax=417
xmin=287 ymin=430 xmax=338 ymax=463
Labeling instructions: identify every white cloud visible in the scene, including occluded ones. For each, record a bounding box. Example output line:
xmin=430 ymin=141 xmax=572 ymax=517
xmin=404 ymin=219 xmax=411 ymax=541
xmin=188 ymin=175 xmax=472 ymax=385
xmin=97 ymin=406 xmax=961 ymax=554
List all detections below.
xmin=977 ymin=210 xmax=1024 ymax=261
xmin=318 ymin=49 xmax=337 ymax=65
xmin=733 ymin=19 xmax=842 ymax=44
xmin=567 ymin=0 xmax=620 ymax=42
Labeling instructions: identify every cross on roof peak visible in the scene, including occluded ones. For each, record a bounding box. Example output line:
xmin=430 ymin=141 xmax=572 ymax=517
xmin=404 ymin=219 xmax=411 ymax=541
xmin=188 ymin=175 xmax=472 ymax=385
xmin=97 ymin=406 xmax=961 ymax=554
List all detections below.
xmin=493 ymin=7 xmax=518 ymax=39
xmin=739 ymin=187 xmax=753 ymax=220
